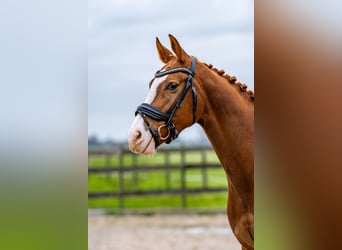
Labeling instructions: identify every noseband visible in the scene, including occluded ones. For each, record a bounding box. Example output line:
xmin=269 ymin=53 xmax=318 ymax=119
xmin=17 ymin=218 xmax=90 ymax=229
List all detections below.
xmin=135 ymin=57 xmax=197 ymax=148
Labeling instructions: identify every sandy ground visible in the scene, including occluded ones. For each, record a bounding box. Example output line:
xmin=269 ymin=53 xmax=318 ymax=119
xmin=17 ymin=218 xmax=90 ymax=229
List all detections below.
xmin=88 ymin=211 xmax=240 ymax=250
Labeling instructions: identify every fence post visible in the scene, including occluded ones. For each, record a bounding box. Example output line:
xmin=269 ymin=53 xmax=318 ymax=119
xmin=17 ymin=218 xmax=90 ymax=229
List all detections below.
xmin=118 ymin=148 xmax=124 ymax=210
xmin=201 ymin=147 xmax=208 ymax=189
xmin=132 ymin=153 xmax=138 ymax=188
xmin=180 ymin=146 xmax=187 ymax=208
xmin=105 ymin=152 xmax=111 ymax=184
xmin=165 ymin=151 xmax=171 ymax=190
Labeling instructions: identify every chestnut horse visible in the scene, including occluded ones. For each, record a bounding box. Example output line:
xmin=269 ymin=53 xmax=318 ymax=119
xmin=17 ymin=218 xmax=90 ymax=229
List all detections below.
xmin=128 ymin=34 xmax=254 ymax=250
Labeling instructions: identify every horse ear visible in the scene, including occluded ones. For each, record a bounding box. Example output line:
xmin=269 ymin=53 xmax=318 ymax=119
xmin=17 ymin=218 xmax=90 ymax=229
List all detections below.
xmin=156 ymin=37 xmax=174 ymax=64
xmin=168 ymin=34 xmax=188 ymax=63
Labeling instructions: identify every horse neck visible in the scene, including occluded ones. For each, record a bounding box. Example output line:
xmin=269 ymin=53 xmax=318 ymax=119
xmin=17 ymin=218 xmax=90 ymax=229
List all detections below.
xmin=197 ymin=64 xmax=254 ymax=200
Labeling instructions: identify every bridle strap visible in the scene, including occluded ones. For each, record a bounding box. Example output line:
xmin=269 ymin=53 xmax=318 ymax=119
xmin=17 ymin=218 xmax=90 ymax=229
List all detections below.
xmin=191 ymin=85 xmax=197 ymax=124
xmin=155 ymin=67 xmax=194 ymax=78
xmin=136 ymin=110 xmax=159 ymax=145
xmin=135 ymin=57 xmax=197 ymax=147
xmin=136 ymin=103 xmax=169 ymax=121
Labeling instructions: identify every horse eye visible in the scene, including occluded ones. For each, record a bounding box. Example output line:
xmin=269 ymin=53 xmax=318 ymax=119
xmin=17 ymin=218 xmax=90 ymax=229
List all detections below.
xmin=167 ymin=82 xmax=179 ymax=91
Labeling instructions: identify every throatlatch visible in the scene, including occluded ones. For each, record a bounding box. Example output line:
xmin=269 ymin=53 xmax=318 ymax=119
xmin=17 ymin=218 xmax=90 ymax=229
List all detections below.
xmin=135 ymin=57 xmax=197 ymax=147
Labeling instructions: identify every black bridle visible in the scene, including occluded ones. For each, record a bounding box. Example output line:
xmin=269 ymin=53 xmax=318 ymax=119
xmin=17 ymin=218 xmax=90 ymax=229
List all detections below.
xmin=135 ymin=57 xmax=197 ymax=147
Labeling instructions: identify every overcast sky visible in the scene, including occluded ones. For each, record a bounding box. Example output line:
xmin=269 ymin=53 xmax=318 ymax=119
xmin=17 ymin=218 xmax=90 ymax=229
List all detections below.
xmin=88 ymin=0 xmax=254 ymax=141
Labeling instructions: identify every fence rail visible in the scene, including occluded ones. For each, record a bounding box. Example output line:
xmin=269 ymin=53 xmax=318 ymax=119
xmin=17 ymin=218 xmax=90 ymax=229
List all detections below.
xmin=88 ymin=146 xmax=227 ymax=209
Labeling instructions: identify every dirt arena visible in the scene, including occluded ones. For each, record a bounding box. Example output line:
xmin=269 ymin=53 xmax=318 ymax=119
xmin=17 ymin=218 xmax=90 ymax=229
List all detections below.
xmin=88 ymin=211 xmax=240 ymax=250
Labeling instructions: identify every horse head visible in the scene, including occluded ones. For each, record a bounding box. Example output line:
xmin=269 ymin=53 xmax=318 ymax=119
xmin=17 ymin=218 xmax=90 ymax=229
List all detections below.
xmin=128 ymin=34 xmax=203 ymax=155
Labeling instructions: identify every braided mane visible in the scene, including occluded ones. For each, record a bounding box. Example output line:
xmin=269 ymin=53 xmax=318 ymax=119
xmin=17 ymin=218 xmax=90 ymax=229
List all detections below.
xmin=203 ymin=62 xmax=254 ymax=102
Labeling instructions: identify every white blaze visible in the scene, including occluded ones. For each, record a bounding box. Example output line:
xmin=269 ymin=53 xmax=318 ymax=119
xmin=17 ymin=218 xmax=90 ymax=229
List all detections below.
xmin=144 ymin=75 xmax=167 ymax=104
xmin=129 ymin=75 xmax=167 ymax=133
xmin=128 ymin=75 xmax=167 ymax=151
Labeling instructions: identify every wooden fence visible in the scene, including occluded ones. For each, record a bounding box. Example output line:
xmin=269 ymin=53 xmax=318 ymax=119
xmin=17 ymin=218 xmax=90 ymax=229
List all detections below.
xmin=88 ymin=146 xmax=227 ymax=209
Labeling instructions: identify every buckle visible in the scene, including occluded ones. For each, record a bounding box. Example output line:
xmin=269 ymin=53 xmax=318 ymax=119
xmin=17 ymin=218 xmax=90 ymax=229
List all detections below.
xmin=157 ymin=124 xmax=170 ymax=140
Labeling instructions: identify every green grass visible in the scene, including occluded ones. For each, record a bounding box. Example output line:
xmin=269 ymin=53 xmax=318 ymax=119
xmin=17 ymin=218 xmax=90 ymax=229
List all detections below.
xmin=88 ymin=149 xmax=228 ymax=210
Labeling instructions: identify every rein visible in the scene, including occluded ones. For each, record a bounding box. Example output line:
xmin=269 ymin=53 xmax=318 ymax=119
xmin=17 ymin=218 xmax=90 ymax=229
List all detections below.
xmin=135 ymin=57 xmax=197 ymax=147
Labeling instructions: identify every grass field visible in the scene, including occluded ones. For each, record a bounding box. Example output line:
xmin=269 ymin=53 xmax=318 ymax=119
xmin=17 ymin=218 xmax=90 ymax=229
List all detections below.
xmin=88 ymin=148 xmax=228 ymax=210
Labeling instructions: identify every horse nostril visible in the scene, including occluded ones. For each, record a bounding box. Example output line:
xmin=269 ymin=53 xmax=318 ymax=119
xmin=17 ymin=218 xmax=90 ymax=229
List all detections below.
xmin=135 ymin=131 xmax=142 ymax=141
